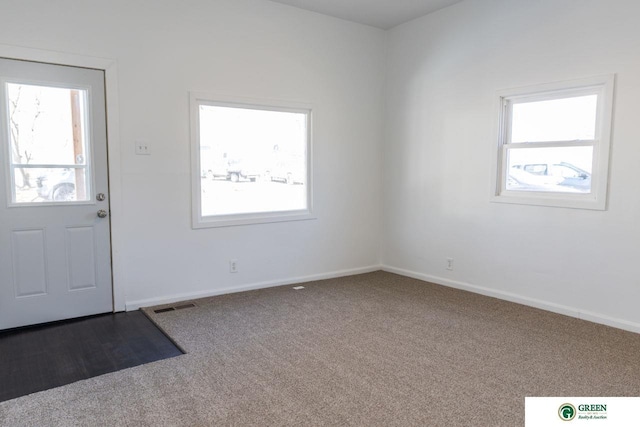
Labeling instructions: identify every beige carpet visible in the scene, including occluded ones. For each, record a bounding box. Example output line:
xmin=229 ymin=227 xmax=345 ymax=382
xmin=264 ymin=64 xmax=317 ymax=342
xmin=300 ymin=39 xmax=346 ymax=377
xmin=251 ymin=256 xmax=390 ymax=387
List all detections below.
xmin=1 ymin=271 xmax=639 ymax=426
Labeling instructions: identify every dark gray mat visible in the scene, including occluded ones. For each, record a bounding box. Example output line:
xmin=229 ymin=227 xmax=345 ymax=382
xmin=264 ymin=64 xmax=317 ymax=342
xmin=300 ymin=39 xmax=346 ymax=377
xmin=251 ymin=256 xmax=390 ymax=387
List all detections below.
xmin=0 ymin=310 xmax=182 ymax=402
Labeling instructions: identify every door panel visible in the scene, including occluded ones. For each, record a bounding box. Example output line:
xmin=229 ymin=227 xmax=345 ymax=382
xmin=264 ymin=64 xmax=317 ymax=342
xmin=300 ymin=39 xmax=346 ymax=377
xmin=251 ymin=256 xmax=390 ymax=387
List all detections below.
xmin=0 ymin=58 xmax=112 ymax=330
xmin=11 ymin=228 xmax=47 ymax=297
xmin=65 ymin=226 xmax=97 ymax=291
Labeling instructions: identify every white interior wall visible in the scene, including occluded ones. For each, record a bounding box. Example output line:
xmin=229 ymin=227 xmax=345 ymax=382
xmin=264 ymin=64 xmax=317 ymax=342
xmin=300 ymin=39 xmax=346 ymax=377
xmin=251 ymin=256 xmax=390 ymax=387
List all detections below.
xmin=383 ymin=0 xmax=640 ymax=331
xmin=2 ymin=0 xmax=639 ymax=333
xmin=0 ymin=0 xmax=385 ymax=308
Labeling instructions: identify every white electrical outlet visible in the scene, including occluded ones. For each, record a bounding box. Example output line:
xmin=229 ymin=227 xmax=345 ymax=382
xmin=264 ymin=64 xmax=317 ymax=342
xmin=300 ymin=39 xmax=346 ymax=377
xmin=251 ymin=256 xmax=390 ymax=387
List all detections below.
xmin=229 ymin=259 xmax=238 ymax=273
xmin=446 ymin=258 xmax=454 ymax=271
xmin=135 ymin=140 xmax=151 ymax=155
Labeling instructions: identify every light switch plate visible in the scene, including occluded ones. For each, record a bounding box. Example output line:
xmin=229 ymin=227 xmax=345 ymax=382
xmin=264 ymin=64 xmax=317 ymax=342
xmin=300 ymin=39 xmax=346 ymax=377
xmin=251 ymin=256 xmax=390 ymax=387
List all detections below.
xmin=135 ymin=140 xmax=151 ymax=155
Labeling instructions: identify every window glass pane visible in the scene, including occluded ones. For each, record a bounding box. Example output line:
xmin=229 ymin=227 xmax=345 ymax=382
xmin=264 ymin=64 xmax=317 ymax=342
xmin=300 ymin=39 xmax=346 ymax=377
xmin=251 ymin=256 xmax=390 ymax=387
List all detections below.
xmin=6 ymin=83 xmax=90 ymax=204
xmin=7 ymin=83 xmax=88 ymax=165
xmin=199 ymin=104 xmax=308 ymax=217
xmin=506 ymin=146 xmax=593 ymax=193
xmin=511 ymin=95 xmax=597 ymax=143
xmin=13 ymin=167 xmax=88 ymax=203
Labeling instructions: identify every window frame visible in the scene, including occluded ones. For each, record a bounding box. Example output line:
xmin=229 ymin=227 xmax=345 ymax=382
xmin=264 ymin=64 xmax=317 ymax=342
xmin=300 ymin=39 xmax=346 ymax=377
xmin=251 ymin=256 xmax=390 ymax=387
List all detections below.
xmin=491 ymin=75 xmax=615 ymax=210
xmin=190 ymin=92 xmax=314 ymax=228
xmin=2 ymin=79 xmax=95 ymax=207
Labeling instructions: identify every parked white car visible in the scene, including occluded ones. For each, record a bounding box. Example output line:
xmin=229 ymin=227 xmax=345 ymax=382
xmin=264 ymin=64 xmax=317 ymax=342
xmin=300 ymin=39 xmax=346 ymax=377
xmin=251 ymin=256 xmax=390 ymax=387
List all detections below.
xmin=36 ymin=169 xmax=76 ymax=201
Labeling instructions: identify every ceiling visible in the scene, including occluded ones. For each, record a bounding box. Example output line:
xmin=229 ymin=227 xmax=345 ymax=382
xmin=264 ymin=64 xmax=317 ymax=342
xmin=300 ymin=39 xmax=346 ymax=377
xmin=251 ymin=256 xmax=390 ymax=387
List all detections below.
xmin=267 ymin=0 xmax=465 ymax=30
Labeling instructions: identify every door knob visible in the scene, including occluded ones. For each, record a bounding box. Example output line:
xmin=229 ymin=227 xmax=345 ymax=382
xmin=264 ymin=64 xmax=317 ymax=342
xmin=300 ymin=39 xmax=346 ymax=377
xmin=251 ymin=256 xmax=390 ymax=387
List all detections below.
xmin=97 ymin=209 xmax=108 ymax=218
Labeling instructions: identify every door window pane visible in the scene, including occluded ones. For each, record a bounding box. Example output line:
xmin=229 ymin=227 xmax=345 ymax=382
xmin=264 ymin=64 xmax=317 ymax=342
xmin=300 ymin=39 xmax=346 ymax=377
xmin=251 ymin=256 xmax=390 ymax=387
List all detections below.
xmin=5 ymin=83 xmax=90 ymax=203
xmin=12 ymin=167 xmax=87 ymax=203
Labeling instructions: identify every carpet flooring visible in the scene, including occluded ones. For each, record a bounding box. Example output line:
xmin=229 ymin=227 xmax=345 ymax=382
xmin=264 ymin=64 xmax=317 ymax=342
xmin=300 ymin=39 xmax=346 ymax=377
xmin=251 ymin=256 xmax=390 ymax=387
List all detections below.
xmin=0 ymin=271 xmax=639 ymax=426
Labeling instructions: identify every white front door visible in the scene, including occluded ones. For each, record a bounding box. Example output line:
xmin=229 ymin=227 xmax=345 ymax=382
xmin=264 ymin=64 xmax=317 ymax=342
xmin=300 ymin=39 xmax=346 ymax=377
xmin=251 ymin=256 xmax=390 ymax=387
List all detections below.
xmin=0 ymin=58 xmax=112 ymax=330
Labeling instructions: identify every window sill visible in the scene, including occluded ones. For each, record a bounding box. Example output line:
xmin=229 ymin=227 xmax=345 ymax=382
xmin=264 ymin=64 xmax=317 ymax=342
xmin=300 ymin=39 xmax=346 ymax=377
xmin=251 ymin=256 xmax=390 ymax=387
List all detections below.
xmin=192 ymin=210 xmax=316 ymax=229
xmin=491 ymin=191 xmax=606 ymax=210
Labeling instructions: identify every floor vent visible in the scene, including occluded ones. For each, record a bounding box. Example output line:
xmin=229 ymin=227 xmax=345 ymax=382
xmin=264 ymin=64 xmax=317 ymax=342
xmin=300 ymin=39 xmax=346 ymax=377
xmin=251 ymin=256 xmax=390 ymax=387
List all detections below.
xmin=153 ymin=303 xmax=197 ymax=314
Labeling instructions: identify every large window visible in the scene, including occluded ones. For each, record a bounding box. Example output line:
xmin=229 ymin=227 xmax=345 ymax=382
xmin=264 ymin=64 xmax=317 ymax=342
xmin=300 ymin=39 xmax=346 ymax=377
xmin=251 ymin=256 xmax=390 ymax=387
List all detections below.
xmin=493 ymin=75 xmax=614 ymax=210
xmin=190 ymin=94 xmax=313 ymax=227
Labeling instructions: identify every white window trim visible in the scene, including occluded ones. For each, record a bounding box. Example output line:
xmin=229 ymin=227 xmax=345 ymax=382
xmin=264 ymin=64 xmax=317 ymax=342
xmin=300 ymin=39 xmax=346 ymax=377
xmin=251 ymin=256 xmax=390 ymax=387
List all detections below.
xmin=2 ymin=79 xmax=96 ymax=207
xmin=491 ymin=75 xmax=615 ymax=210
xmin=190 ymin=92 xmax=315 ymax=228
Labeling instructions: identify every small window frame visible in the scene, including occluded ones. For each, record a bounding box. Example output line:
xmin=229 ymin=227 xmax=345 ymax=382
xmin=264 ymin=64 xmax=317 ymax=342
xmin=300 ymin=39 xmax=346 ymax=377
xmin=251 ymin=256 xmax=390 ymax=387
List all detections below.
xmin=190 ymin=92 xmax=314 ymax=228
xmin=491 ymin=75 xmax=615 ymax=210
xmin=2 ymin=79 xmax=96 ymax=207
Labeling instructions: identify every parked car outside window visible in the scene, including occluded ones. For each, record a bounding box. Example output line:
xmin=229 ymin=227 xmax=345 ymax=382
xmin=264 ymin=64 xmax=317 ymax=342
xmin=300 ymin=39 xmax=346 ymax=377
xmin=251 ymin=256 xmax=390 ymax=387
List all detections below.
xmin=510 ymin=162 xmax=591 ymax=192
xmin=36 ymin=168 xmax=76 ymax=201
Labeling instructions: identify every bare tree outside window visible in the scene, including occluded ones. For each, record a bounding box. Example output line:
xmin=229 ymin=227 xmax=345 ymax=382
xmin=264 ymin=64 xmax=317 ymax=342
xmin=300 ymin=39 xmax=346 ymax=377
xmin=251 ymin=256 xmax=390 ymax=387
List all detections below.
xmin=8 ymin=85 xmax=42 ymax=189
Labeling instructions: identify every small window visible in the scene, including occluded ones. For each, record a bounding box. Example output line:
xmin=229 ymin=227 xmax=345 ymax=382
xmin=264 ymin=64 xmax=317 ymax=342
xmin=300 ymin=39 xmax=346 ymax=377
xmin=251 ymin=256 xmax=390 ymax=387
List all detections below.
xmin=4 ymin=82 xmax=92 ymax=204
xmin=190 ymin=93 xmax=313 ymax=228
xmin=493 ymin=75 xmax=615 ymax=210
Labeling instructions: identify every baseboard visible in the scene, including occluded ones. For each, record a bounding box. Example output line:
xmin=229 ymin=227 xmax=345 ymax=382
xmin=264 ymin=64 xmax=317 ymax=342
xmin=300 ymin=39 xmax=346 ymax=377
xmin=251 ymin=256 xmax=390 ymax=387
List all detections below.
xmin=125 ymin=265 xmax=382 ymax=311
xmin=381 ymin=265 xmax=640 ymax=335
xmin=126 ymin=263 xmax=640 ymax=335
